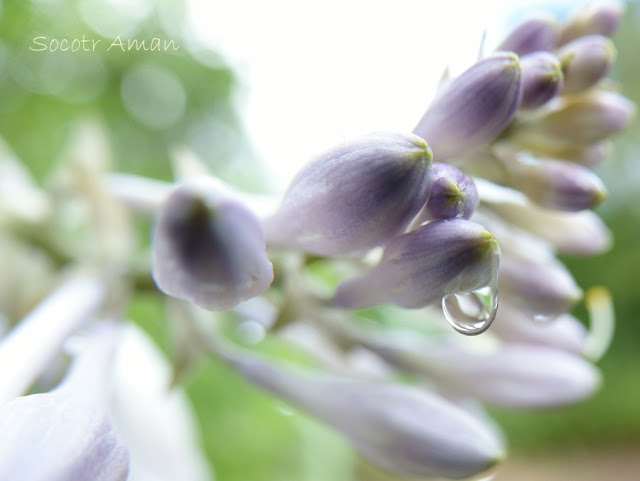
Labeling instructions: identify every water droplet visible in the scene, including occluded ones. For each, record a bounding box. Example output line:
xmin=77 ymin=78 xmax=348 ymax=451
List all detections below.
xmin=532 ymin=313 xmax=559 ymax=323
xmin=442 ymin=285 xmax=498 ymax=336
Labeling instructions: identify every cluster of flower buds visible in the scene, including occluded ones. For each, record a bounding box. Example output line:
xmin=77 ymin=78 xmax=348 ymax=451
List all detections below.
xmin=143 ymin=3 xmax=632 ymax=479
xmin=0 ymin=4 xmax=632 ymax=481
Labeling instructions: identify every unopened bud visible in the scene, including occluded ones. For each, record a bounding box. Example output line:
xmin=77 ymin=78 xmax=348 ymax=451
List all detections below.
xmin=489 ymin=199 xmax=611 ymax=255
xmin=504 ymin=139 xmax=611 ymax=167
xmin=503 ymin=155 xmax=607 ymax=211
xmin=384 ymin=341 xmax=600 ymax=408
xmin=235 ymin=355 xmax=504 ymax=479
xmin=413 ymin=53 xmax=521 ymax=160
xmin=499 ymin=255 xmax=582 ymax=318
xmin=491 ymin=303 xmax=587 ymax=354
xmin=414 ymin=163 xmax=479 ymax=222
xmin=496 ymin=17 xmax=558 ymax=55
xmin=334 ymin=219 xmax=500 ymax=310
xmin=558 ymin=3 xmax=624 ymax=45
xmin=558 ymin=35 xmax=616 ymax=94
xmin=152 ymin=179 xmax=274 ymax=311
xmin=512 ymin=91 xmax=634 ymax=146
xmin=520 ymin=52 xmax=564 ymax=109
xmin=264 ymin=132 xmax=432 ymax=255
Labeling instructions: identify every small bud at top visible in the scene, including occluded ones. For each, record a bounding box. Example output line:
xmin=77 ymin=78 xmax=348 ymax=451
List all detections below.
xmin=496 ymin=17 xmax=559 ymax=55
xmin=558 ymin=3 xmax=624 ymax=46
xmin=414 ymin=163 xmax=479 ymax=222
xmin=519 ymin=51 xmax=564 ymax=109
xmin=264 ymin=132 xmax=432 ymax=255
xmin=333 ymin=218 xmax=500 ymax=310
xmin=558 ymin=35 xmax=616 ymax=94
xmin=152 ymin=179 xmax=274 ymax=311
xmin=413 ymin=53 xmax=521 ymax=160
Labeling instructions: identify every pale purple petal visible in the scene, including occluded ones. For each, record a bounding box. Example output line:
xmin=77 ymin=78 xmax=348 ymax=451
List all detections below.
xmin=0 ymin=324 xmax=129 ymax=481
xmin=152 ymin=178 xmax=274 ymax=311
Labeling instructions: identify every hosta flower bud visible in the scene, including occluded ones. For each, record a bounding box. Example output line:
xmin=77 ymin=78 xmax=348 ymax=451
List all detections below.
xmin=487 ymin=197 xmax=611 ymax=255
xmin=558 ymin=3 xmax=624 ymax=45
xmin=499 ymin=255 xmax=582 ymax=318
xmin=0 ymin=324 xmax=129 ymax=481
xmin=264 ymin=132 xmax=432 ymax=255
xmin=496 ymin=17 xmax=558 ymax=55
xmin=558 ymin=35 xmax=616 ymax=94
xmin=234 ymin=355 xmax=504 ymax=479
xmin=378 ymin=341 xmax=600 ymax=408
xmin=413 ymin=53 xmax=521 ymax=160
xmin=504 ymin=139 xmax=610 ymax=167
xmin=333 ymin=219 xmax=500 ymax=310
xmin=414 ymin=163 xmax=479 ymax=221
xmin=152 ymin=179 xmax=274 ymax=311
xmin=513 ymin=91 xmax=635 ymax=146
xmin=504 ymin=156 xmax=607 ymax=211
xmin=491 ymin=303 xmax=587 ymax=354
xmin=519 ymin=52 xmax=564 ymax=109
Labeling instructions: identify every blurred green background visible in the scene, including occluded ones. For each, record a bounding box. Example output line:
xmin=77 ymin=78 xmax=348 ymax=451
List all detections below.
xmin=1 ymin=1 xmax=639 ymax=480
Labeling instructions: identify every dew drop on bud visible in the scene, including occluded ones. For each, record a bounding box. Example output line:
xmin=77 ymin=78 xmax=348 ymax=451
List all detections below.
xmin=532 ymin=313 xmax=560 ymax=323
xmin=442 ymin=285 xmax=499 ymax=335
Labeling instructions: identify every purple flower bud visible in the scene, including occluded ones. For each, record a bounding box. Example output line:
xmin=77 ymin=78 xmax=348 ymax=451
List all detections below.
xmin=491 ymin=303 xmax=587 ymax=354
xmin=414 ymin=163 xmax=479 ymax=221
xmin=519 ymin=52 xmax=564 ymax=109
xmin=496 ymin=17 xmax=559 ymax=55
xmin=380 ymin=341 xmax=600 ymax=408
xmin=485 ymin=189 xmax=612 ymax=255
xmin=413 ymin=53 xmax=521 ymax=160
xmin=499 ymin=255 xmax=582 ymax=319
xmin=264 ymin=132 xmax=432 ymax=255
xmin=475 ymin=179 xmax=611 ymax=255
xmin=505 ymin=139 xmax=610 ymax=167
xmin=513 ymin=91 xmax=635 ymax=146
xmin=152 ymin=179 xmax=274 ymax=311
xmin=558 ymin=35 xmax=616 ymax=94
xmin=333 ymin=219 xmax=500 ymax=310
xmin=504 ymin=156 xmax=607 ymax=211
xmin=558 ymin=3 xmax=624 ymax=46
xmin=234 ymin=355 xmax=504 ymax=479
xmin=0 ymin=324 xmax=129 ymax=481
